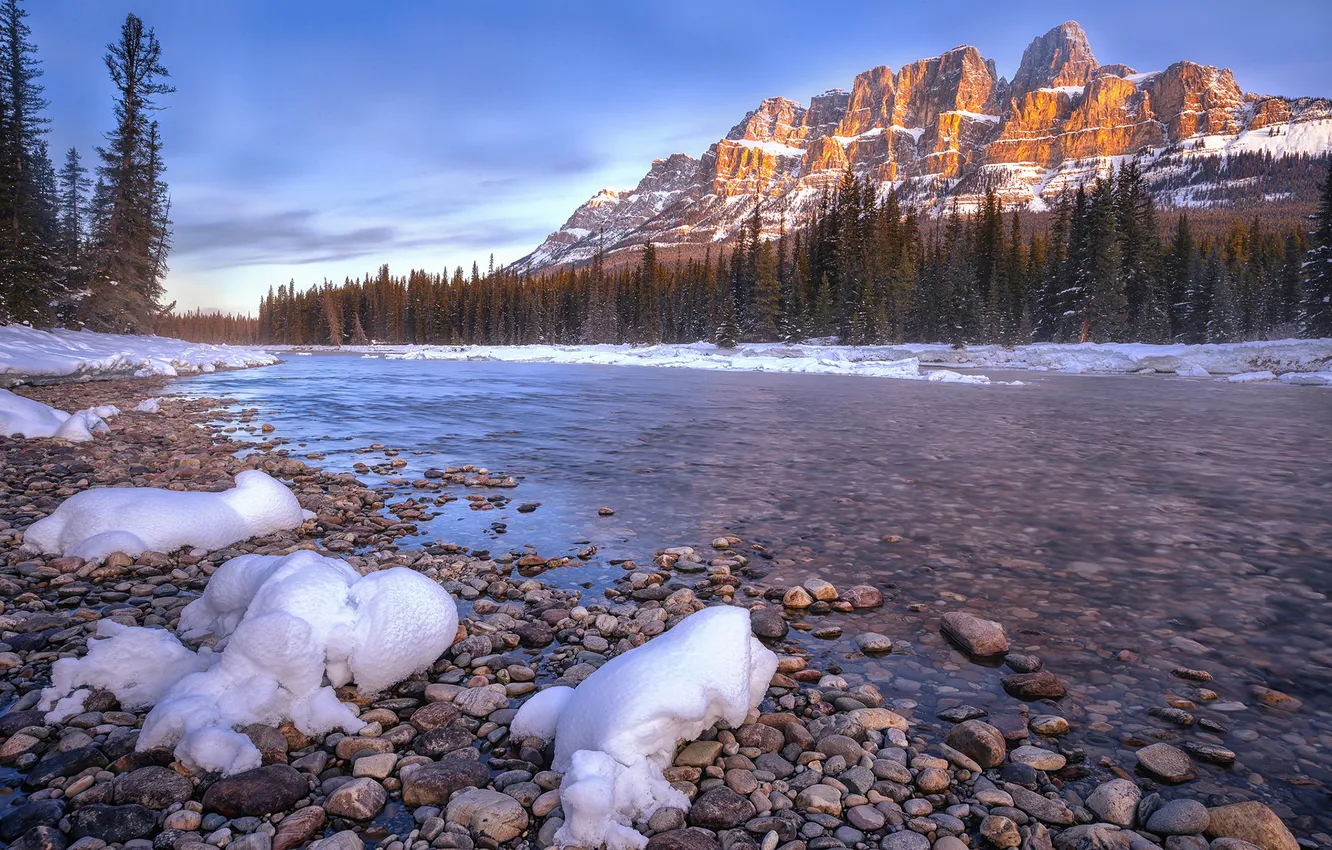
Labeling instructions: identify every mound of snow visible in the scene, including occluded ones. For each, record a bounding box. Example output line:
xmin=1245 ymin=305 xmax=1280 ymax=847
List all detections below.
xmin=511 ymin=605 xmax=777 ymax=850
xmin=0 ymin=325 xmax=278 ymax=386
xmin=0 ymin=389 xmax=111 ymax=441
xmin=40 ymin=550 xmax=459 ymax=774
xmin=136 ymin=397 xmax=162 ymax=413
xmin=21 ymin=469 xmax=314 ymax=562
xmin=1278 ymin=371 xmax=1332 ymax=386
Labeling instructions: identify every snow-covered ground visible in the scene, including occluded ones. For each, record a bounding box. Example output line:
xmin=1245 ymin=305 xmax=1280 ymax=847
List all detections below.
xmin=269 ymin=339 xmax=1332 ymax=384
xmin=0 ymin=325 xmax=278 ymax=386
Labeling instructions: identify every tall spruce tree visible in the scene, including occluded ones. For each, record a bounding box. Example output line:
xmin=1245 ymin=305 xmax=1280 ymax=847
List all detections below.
xmin=1301 ymin=158 xmax=1332 ymax=337
xmin=0 ymin=0 xmax=55 ymax=324
xmin=82 ymin=13 xmax=173 ymax=332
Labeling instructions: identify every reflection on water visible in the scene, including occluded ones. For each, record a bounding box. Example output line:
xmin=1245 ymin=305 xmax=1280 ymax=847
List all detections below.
xmin=175 ymin=353 xmax=1332 ymax=831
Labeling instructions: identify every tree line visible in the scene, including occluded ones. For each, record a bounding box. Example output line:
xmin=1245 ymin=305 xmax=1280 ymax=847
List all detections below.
xmin=201 ymin=157 xmax=1331 ymax=349
xmin=0 ymin=2 xmax=174 ymax=332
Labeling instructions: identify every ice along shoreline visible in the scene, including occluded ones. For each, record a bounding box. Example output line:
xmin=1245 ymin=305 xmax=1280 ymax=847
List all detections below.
xmin=262 ymin=339 xmax=1332 ymax=385
xmin=0 ymin=378 xmax=1321 ymax=850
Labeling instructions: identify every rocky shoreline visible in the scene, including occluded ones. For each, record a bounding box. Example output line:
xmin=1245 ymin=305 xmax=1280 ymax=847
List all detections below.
xmin=0 ymin=379 xmax=1321 ymax=850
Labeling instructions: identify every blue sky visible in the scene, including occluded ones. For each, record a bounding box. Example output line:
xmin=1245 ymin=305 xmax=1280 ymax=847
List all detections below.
xmin=32 ymin=0 xmax=1332 ymax=314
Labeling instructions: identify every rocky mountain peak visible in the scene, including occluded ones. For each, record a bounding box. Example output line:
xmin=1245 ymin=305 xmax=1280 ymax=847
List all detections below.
xmin=1011 ymin=21 xmax=1098 ymax=98
xmin=515 ymin=23 xmax=1332 ymax=273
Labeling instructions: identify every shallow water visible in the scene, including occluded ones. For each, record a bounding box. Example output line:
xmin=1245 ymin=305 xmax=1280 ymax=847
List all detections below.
xmin=174 ymin=353 xmax=1332 ymax=832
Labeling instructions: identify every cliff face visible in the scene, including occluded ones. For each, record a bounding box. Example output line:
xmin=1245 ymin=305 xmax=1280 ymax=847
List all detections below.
xmin=516 ymin=22 xmax=1332 ymax=273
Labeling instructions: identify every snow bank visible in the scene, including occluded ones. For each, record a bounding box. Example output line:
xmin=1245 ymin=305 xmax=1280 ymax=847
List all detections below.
xmin=271 ymin=338 xmax=1332 ymax=381
xmin=511 ymin=605 xmax=778 ymax=850
xmin=0 ymin=388 xmax=112 ymax=441
xmin=40 ymin=550 xmax=459 ymax=774
xmin=21 ymin=469 xmax=314 ymax=562
xmin=1278 ymin=371 xmax=1332 ymax=386
xmin=0 ymin=325 xmax=278 ymax=386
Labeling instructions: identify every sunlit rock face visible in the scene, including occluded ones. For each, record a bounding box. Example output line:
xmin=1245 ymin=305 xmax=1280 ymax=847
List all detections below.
xmin=515 ymin=22 xmax=1332 ymax=273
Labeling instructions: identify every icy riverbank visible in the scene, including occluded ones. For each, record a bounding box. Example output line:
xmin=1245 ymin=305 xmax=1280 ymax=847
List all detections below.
xmin=0 ymin=326 xmax=279 ymax=386
xmin=267 ymin=339 xmax=1332 ymax=383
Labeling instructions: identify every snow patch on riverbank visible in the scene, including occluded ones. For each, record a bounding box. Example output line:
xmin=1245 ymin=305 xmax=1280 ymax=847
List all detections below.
xmin=40 ymin=551 xmax=460 ymax=774
xmin=0 ymin=325 xmax=278 ymax=386
xmin=0 ymin=388 xmax=112 ymax=441
xmin=265 ymin=338 xmax=1332 ymax=382
xmin=511 ymin=606 xmax=777 ymax=850
xmin=21 ymin=469 xmax=313 ymax=562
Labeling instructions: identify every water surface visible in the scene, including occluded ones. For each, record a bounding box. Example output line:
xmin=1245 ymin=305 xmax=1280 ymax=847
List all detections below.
xmin=174 ymin=353 xmax=1332 ymax=832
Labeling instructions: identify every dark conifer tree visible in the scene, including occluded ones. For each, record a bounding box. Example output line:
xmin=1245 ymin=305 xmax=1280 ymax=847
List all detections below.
xmin=1301 ymin=158 xmax=1332 ymax=337
xmin=82 ymin=13 xmax=173 ymax=332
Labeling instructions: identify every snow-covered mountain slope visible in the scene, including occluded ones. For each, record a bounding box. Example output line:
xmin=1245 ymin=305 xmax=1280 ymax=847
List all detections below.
xmin=516 ymin=22 xmax=1331 ymax=273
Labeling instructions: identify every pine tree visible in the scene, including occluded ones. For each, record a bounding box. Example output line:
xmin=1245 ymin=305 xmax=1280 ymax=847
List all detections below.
xmin=1077 ymin=178 xmax=1126 ymax=342
xmin=752 ymin=236 xmax=781 ymax=340
xmin=0 ymin=0 xmax=55 ymax=324
xmin=82 ymin=13 xmax=174 ymax=332
xmin=1205 ymin=245 xmax=1241 ymax=342
xmin=1301 ymin=158 xmax=1332 ymax=337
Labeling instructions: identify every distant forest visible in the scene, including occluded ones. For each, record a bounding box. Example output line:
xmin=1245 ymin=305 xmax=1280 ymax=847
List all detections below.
xmin=174 ymin=157 xmax=1332 ymax=347
xmin=0 ymin=2 xmax=174 ymax=332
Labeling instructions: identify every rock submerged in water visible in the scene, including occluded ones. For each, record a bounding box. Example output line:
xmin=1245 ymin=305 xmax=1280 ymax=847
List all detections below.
xmin=941 ymin=611 xmax=1009 ymax=656
xmin=1002 ymin=670 xmax=1068 ymax=700
xmin=1134 ymin=742 xmax=1197 ymax=783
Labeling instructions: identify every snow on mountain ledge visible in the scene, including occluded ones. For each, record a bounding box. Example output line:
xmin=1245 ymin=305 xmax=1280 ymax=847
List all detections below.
xmin=275 ymin=338 xmax=1332 ymax=383
xmin=0 ymin=325 xmax=278 ymax=386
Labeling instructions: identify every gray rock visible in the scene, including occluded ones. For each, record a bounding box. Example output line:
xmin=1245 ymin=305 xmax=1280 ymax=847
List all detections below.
xmin=1146 ymin=800 xmax=1209 ymax=836
xmin=324 ymin=778 xmax=386 ymax=820
xmin=689 ymin=788 xmax=755 ymax=830
xmin=67 ymin=805 xmax=156 ymax=844
xmin=309 ymin=831 xmax=363 ymax=850
xmin=445 ymin=788 xmax=529 ymax=842
xmin=1003 ymin=784 xmax=1075 ymax=826
xmin=202 ymin=765 xmax=307 ymax=818
xmin=946 ymin=720 xmax=1007 ymax=768
xmin=9 ymin=826 xmax=67 ymax=850
xmin=982 ymin=816 xmax=1023 ymax=848
xmin=1135 ymin=744 xmax=1196 ymax=784
xmin=1086 ymin=779 xmax=1141 ymax=828
xmin=648 ymin=808 xmax=687 ymax=832
xmin=647 ymin=829 xmax=722 ymax=850
xmin=453 ymin=687 xmax=509 ymax=717
xmin=848 ymin=805 xmax=886 ymax=831
xmin=882 ymin=831 xmax=932 ymax=850
xmin=750 ymin=608 xmax=788 ymax=640
xmin=856 ymin=633 xmax=894 ymax=653
xmin=1054 ymin=825 xmax=1132 ymax=850
xmin=402 ymin=759 xmax=490 ymax=807
xmin=112 ymin=766 xmax=193 ymax=810
xmin=0 ymin=800 xmax=65 ymax=841
xmin=941 ymin=612 xmax=1008 ymax=656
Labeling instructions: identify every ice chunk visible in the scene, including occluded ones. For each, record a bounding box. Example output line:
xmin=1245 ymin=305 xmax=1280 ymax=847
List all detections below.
xmin=41 ymin=550 xmax=459 ymax=775
xmin=1278 ymin=371 xmax=1332 ymax=386
xmin=135 ymin=397 xmax=162 ymax=413
xmin=1228 ymin=371 xmax=1276 ymax=383
xmin=511 ymin=605 xmax=777 ymax=848
xmin=21 ymin=469 xmax=314 ymax=562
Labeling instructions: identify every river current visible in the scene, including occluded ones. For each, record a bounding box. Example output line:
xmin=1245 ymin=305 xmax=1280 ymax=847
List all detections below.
xmin=173 ymin=353 xmax=1332 ymax=833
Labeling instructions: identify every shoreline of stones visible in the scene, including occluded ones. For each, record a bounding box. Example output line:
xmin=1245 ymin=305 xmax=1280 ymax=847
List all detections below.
xmin=0 ymin=378 xmax=1318 ymax=850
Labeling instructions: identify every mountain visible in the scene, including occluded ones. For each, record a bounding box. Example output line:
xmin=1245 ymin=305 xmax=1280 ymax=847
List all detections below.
xmin=516 ymin=22 xmax=1332 ymax=273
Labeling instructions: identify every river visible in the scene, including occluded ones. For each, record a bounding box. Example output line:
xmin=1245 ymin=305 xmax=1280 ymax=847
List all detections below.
xmin=173 ymin=352 xmax=1332 ymax=832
